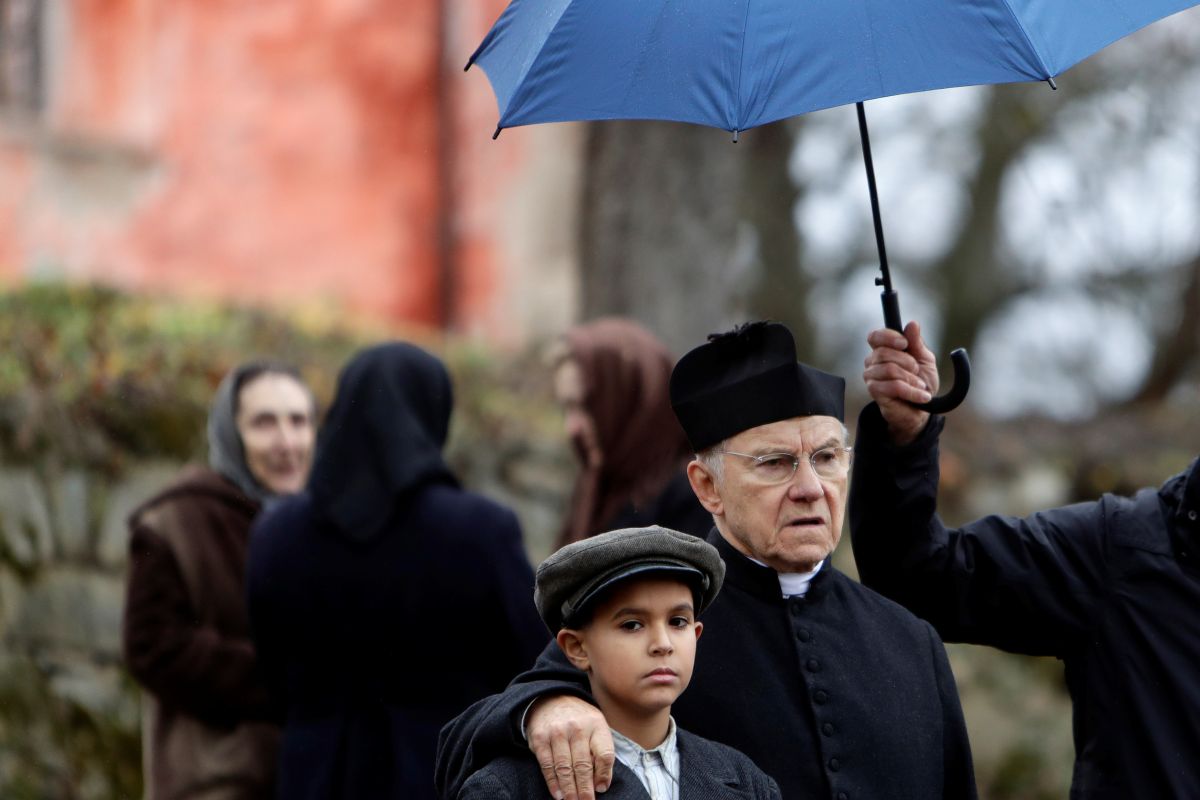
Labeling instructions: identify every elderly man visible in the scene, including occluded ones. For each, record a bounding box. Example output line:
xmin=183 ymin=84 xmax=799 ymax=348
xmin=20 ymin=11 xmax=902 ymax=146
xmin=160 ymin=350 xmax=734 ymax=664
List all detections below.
xmin=123 ymin=361 xmax=316 ymax=800
xmin=437 ymin=322 xmax=976 ymax=800
xmin=853 ymin=322 xmax=1200 ymax=799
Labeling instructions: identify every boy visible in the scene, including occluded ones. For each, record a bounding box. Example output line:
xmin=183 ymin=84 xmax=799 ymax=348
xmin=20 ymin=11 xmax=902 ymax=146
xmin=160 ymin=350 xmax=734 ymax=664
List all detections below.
xmin=456 ymin=525 xmax=781 ymax=799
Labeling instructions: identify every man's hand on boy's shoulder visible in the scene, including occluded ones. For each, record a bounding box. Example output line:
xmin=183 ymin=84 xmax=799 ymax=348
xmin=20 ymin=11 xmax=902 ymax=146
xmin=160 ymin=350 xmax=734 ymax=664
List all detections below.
xmin=528 ymin=695 xmax=615 ymax=800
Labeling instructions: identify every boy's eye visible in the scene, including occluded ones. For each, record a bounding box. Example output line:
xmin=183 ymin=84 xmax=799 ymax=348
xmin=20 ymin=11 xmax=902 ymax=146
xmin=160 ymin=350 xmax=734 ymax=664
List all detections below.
xmin=619 ymin=620 xmax=643 ymax=631
xmin=670 ymin=616 xmax=691 ymax=628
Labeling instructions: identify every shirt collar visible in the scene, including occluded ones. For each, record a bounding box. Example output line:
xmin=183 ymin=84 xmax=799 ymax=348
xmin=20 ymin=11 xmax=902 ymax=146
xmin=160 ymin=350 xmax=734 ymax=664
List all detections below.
xmin=611 ymin=717 xmax=680 ymax=783
xmin=611 ymin=715 xmax=678 ymax=755
xmin=776 ymin=560 xmax=824 ymax=597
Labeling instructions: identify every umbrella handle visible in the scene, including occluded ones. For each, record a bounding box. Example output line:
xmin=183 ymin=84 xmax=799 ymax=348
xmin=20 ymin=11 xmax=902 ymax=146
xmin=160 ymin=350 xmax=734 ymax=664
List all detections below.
xmin=882 ymin=288 xmax=971 ymax=414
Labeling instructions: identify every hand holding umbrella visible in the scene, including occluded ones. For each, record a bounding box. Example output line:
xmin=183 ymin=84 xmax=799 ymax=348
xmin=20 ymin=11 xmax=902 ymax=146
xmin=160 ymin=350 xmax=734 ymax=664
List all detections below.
xmin=864 ymin=322 xmax=942 ymax=445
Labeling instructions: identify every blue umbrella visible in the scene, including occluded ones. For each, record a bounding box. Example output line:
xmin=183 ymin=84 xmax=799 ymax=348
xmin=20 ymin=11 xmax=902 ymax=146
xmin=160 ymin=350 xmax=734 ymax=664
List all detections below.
xmin=467 ymin=0 xmax=1200 ymax=411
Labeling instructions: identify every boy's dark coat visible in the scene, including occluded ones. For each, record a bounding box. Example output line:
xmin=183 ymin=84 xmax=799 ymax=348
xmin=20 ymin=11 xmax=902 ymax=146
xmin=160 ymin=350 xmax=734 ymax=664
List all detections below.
xmin=457 ymin=728 xmax=781 ymax=799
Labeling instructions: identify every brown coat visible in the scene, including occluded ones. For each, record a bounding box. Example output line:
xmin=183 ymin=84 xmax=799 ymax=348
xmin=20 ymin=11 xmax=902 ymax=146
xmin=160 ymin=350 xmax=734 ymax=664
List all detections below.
xmin=123 ymin=466 xmax=279 ymax=800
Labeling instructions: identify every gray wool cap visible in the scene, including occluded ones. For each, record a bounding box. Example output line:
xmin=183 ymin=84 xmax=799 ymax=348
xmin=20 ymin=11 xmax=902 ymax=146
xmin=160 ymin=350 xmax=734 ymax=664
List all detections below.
xmin=535 ymin=525 xmax=725 ymax=632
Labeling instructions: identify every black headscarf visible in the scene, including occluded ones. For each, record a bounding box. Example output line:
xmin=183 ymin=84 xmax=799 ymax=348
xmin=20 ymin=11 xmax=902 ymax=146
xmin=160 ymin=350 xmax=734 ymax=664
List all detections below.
xmin=308 ymin=342 xmax=458 ymax=543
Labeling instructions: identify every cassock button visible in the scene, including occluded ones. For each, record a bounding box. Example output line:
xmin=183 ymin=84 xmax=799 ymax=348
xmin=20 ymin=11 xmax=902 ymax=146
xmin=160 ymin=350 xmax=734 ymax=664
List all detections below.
xmin=806 ymin=658 xmax=821 ymax=673
xmin=796 ymin=628 xmax=812 ymax=642
xmin=813 ymin=689 xmax=828 ymax=704
xmin=1189 ymin=509 xmax=1198 ymax=521
xmin=790 ymin=601 xmax=804 ymax=617
xmin=828 ymin=757 xmax=841 ymax=772
xmin=837 ymin=793 xmax=849 ymax=800
xmin=822 ymin=722 xmax=834 ymax=736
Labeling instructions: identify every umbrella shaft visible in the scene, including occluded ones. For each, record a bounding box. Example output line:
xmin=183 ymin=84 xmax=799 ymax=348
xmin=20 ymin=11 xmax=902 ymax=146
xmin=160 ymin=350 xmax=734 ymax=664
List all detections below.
xmin=856 ymin=102 xmax=893 ymax=294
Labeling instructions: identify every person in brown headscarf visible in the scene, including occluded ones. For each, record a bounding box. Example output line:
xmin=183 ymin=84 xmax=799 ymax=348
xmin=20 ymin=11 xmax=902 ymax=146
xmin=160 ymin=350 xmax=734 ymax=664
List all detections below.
xmin=551 ymin=318 xmax=712 ymax=547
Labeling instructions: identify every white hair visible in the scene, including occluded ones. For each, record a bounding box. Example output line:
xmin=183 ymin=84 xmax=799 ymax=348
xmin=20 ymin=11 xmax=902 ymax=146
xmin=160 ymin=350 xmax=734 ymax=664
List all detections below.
xmin=696 ymin=439 xmax=729 ymax=483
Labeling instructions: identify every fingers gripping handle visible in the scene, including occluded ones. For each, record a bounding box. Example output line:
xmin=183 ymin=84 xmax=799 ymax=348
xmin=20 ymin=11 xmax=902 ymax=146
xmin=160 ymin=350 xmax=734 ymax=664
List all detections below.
xmin=919 ymin=349 xmax=970 ymax=414
xmin=881 ymin=288 xmax=971 ymax=414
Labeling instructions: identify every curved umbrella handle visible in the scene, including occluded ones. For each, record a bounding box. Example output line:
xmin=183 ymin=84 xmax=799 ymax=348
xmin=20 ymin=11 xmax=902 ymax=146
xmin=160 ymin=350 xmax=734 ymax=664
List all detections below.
xmin=881 ymin=288 xmax=971 ymax=414
xmin=915 ymin=348 xmax=970 ymax=414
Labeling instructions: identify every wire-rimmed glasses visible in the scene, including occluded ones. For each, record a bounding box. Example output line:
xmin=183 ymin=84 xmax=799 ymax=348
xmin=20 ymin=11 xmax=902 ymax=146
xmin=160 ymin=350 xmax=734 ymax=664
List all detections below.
xmin=719 ymin=447 xmax=853 ymax=484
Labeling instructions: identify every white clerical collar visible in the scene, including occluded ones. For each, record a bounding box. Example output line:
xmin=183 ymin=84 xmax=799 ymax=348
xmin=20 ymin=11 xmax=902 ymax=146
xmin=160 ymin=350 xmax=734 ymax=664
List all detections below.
xmin=777 ymin=560 xmax=824 ymax=597
xmin=745 ymin=555 xmax=825 ymax=598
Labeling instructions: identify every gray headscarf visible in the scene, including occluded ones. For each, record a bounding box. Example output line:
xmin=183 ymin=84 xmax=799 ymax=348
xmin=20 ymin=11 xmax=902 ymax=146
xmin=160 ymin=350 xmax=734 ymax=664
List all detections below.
xmin=207 ymin=361 xmax=311 ymax=504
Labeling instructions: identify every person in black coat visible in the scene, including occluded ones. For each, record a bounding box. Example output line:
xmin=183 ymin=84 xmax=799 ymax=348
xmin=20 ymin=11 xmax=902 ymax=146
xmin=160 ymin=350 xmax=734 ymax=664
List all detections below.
xmin=436 ymin=322 xmax=977 ymax=800
xmin=246 ymin=342 xmax=548 ymax=800
xmin=854 ymin=321 xmax=1200 ymax=799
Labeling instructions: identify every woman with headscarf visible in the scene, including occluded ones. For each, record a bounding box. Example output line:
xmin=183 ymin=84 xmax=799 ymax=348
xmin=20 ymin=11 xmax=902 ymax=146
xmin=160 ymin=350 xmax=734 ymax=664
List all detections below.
xmin=123 ymin=360 xmax=317 ymax=800
xmin=245 ymin=342 xmax=548 ymax=800
xmin=552 ymin=318 xmax=712 ymax=547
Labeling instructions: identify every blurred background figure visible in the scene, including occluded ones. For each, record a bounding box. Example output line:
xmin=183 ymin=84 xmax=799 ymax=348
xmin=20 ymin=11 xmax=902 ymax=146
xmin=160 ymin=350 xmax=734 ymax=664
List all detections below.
xmin=551 ymin=318 xmax=711 ymax=547
xmin=245 ymin=342 xmax=547 ymax=800
xmin=123 ymin=361 xmax=317 ymax=800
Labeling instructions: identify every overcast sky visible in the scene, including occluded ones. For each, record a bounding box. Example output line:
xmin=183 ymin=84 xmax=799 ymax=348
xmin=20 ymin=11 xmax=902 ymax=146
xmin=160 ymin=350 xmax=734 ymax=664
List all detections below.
xmin=792 ymin=7 xmax=1200 ymax=419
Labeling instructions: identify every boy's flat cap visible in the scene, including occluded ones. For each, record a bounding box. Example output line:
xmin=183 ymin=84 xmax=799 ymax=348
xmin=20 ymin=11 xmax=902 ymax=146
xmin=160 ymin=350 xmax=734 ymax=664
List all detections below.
xmin=535 ymin=525 xmax=725 ymax=632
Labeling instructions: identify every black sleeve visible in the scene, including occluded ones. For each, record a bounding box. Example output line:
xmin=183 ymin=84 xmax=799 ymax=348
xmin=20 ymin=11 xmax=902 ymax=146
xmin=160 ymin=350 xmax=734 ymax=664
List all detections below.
xmin=244 ymin=514 xmax=288 ymax=723
xmin=435 ymin=641 xmax=594 ymax=799
xmin=850 ymin=403 xmax=1108 ymax=656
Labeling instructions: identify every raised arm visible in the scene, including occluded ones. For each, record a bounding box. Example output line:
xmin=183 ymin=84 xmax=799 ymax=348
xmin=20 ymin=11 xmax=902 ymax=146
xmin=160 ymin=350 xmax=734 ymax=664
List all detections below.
xmin=850 ymin=398 xmax=1108 ymax=655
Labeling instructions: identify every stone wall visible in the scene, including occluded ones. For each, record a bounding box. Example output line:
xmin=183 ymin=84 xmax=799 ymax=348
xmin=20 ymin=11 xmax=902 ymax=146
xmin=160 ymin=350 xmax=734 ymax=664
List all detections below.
xmin=0 ymin=461 xmax=176 ymax=798
xmin=0 ymin=444 xmax=573 ymax=799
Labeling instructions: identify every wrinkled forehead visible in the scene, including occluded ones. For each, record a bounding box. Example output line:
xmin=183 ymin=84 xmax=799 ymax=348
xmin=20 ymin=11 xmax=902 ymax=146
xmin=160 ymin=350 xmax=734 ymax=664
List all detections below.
xmin=237 ymin=373 xmax=314 ymax=419
xmin=727 ymin=415 xmax=845 ymax=451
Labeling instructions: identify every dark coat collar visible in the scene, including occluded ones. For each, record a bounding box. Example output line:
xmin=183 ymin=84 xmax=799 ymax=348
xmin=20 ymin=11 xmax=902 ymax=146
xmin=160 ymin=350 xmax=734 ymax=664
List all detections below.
xmin=676 ymin=729 xmax=751 ymax=796
xmin=1160 ymin=456 xmax=1200 ymax=533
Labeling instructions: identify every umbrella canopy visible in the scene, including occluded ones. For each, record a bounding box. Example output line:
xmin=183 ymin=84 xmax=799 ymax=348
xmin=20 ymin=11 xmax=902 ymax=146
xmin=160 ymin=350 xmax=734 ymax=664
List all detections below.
xmin=468 ymin=0 xmax=1199 ymax=412
xmin=471 ymin=0 xmax=1199 ymax=135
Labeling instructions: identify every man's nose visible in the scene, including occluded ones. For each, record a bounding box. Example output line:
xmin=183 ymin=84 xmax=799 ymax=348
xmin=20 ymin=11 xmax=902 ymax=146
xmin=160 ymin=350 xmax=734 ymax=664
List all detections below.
xmin=787 ymin=458 xmax=824 ymax=500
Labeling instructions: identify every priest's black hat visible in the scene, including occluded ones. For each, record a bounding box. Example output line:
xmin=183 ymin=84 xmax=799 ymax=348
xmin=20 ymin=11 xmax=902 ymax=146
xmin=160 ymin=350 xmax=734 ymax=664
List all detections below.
xmin=669 ymin=321 xmax=845 ymax=451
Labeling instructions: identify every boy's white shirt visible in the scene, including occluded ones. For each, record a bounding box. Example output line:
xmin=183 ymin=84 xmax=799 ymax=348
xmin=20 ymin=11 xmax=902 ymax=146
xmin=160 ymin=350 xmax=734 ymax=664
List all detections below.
xmin=611 ymin=717 xmax=680 ymax=800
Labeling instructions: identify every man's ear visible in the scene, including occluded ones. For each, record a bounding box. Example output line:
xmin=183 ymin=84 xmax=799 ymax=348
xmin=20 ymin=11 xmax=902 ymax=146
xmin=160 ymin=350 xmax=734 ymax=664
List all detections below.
xmin=687 ymin=460 xmax=723 ymax=516
xmin=556 ymin=629 xmax=591 ymax=672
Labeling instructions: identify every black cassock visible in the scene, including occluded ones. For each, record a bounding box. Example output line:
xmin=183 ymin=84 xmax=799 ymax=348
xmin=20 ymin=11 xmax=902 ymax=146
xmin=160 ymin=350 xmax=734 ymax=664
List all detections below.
xmin=850 ymin=402 xmax=1200 ymax=799
xmin=437 ymin=529 xmax=977 ymax=800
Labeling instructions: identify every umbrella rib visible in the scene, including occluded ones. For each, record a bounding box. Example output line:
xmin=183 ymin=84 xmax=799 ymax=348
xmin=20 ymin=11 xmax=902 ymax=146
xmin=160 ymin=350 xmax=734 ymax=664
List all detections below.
xmin=995 ymin=0 xmax=1056 ymax=79
xmin=733 ymin=0 xmax=752 ymax=133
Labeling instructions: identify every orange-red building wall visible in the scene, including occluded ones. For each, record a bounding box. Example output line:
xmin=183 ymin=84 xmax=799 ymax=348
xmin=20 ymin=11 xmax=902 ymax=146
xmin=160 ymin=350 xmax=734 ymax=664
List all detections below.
xmin=0 ymin=0 xmax=559 ymax=336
